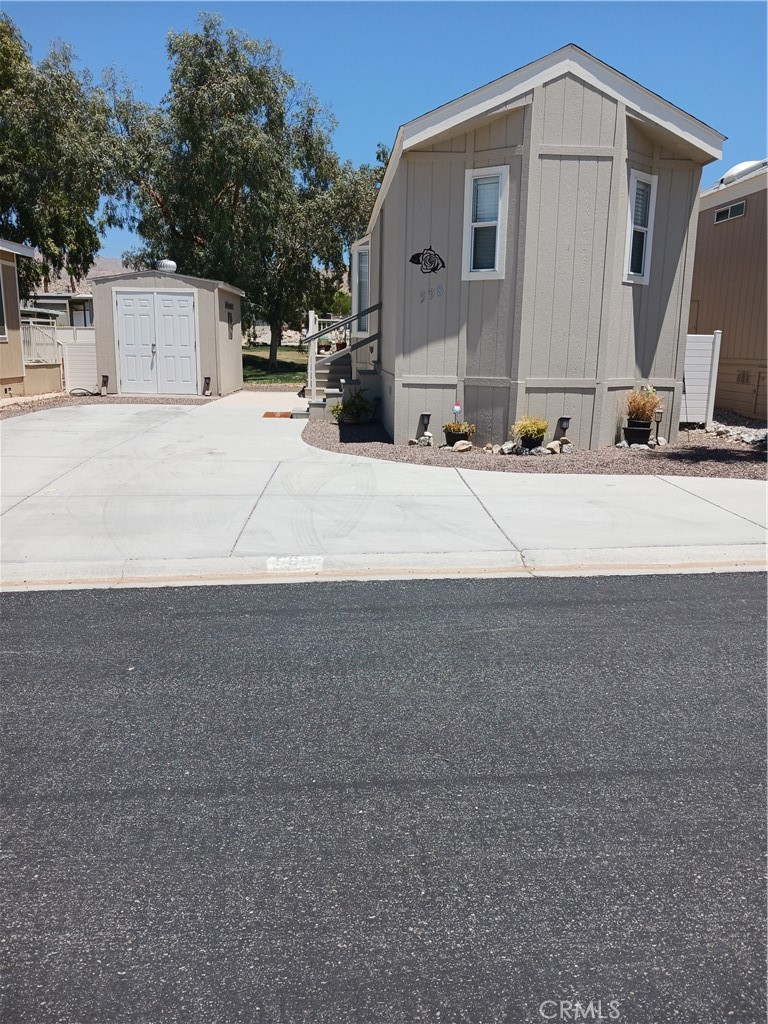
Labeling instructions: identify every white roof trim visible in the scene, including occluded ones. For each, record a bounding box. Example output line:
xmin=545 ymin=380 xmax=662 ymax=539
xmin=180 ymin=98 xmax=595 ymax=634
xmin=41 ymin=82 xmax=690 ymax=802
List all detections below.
xmin=0 ymin=239 xmax=36 ymax=258
xmin=368 ymin=44 xmax=725 ymax=234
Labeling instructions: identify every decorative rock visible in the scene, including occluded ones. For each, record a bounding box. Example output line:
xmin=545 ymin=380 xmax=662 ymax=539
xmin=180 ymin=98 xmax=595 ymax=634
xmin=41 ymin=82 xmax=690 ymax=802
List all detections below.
xmin=499 ymin=441 xmax=517 ymax=455
xmin=452 ymin=439 xmax=473 ymax=452
xmin=416 ymin=434 xmax=432 ymax=447
xmin=657 ymin=436 xmax=667 ymax=446
xmin=615 ymin=440 xmax=629 ymax=448
xmin=545 ymin=440 xmax=562 ymax=453
xmin=484 ymin=443 xmax=493 ymax=451
xmin=492 ymin=444 xmax=502 ymax=455
xmin=647 ymin=437 xmax=657 ymax=447
xmin=560 ymin=443 xmax=574 ymax=454
xmin=515 ymin=445 xmax=531 ymax=456
xmin=530 ymin=446 xmax=550 ymax=456
xmin=630 ymin=443 xmax=650 ymax=450
xmin=408 ymin=438 xmax=418 ymax=446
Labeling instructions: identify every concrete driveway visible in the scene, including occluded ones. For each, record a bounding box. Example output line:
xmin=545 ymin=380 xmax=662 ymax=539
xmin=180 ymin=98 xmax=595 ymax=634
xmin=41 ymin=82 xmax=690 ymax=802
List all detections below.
xmin=1 ymin=392 xmax=766 ymax=588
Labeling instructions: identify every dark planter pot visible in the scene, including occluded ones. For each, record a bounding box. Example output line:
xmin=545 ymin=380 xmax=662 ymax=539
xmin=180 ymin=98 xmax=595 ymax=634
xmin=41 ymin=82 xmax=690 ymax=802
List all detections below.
xmin=519 ymin=434 xmax=545 ymax=449
xmin=623 ymin=422 xmax=652 ymax=445
xmin=445 ymin=430 xmax=469 ymax=446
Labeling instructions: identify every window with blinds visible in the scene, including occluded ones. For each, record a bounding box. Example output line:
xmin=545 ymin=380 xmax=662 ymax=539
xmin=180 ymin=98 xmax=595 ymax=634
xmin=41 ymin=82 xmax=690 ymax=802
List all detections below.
xmin=462 ymin=165 xmax=510 ymax=281
xmin=352 ymin=244 xmax=369 ymax=334
xmin=471 ymin=176 xmax=500 ymax=271
xmin=0 ymin=269 xmax=6 ymax=339
xmin=624 ymin=170 xmax=657 ymax=285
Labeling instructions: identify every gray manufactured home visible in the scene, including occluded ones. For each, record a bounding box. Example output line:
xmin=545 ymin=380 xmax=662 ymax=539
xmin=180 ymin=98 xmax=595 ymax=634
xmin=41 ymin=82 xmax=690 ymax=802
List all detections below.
xmin=347 ymin=45 xmax=725 ymax=448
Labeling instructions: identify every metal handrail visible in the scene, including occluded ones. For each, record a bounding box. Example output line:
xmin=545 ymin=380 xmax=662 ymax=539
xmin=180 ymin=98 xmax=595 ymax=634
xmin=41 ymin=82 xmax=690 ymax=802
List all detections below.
xmin=307 ymin=303 xmax=381 ymax=401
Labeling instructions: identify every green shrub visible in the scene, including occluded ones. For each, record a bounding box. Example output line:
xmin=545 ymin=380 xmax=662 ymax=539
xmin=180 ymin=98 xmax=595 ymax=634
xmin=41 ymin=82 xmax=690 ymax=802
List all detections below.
xmin=331 ymin=389 xmax=372 ymax=422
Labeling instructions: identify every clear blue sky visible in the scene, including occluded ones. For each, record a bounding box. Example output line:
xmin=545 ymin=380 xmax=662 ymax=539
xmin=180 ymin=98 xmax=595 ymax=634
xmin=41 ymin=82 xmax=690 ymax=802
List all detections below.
xmin=5 ymin=1 xmax=766 ymax=259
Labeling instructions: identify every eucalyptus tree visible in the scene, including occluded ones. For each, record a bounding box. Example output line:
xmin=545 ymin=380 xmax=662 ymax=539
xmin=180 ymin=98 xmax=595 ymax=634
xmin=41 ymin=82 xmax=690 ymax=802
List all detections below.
xmin=114 ymin=13 xmax=344 ymax=368
xmin=0 ymin=14 xmax=113 ymax=292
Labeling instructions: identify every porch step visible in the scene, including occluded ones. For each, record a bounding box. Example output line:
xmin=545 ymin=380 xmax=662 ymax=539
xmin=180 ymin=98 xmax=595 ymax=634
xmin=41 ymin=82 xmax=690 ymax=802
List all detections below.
xmin=291 ymin=406 xmax=309 ymax=419
xmin=312 ymin=353 xmax=352 ymax=400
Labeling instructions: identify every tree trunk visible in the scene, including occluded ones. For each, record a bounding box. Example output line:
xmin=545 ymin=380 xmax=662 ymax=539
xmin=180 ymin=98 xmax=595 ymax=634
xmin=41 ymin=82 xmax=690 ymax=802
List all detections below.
xmin=268 ymin=321 xmax=282 ymax=371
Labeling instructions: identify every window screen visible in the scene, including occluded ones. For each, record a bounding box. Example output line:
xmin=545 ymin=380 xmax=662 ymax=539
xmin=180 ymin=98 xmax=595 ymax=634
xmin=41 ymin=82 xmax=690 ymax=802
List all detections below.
xmin=471 ymin=175 xmax=500 ymax=271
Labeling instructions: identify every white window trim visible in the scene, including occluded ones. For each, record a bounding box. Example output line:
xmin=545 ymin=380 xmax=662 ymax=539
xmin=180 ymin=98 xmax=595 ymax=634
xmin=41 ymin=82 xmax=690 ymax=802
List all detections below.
xmin=351 ymin=237 xmax=370 ymax=337
xmin=623 ymin=168 xmax=658 ymax=286
xmin=714 ymin=200 xmax=746 ymax=223
xmin=462 ymin=165 xmax=510 ymax=282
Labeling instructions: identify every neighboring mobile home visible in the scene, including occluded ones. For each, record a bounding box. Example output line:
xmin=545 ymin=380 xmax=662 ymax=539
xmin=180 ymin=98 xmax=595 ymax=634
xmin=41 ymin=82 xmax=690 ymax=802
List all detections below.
xmin=0 ymin=238 xmax=63 ymax=398
xmin=688 ymin=160 xmax=767 ymax=420
xmin=346 ymin=44 xmax=725 ymax=448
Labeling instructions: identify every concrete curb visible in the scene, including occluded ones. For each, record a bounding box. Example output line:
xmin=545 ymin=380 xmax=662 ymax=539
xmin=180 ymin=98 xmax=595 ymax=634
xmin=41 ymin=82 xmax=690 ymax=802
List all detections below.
xmin=2 ymin=546 xmax=765 ymax=591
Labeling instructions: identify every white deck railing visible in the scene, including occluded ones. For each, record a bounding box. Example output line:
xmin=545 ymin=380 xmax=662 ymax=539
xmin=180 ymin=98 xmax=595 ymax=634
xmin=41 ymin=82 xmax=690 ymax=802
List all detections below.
xmin=21 ymin=322 xmax=61 ymax=364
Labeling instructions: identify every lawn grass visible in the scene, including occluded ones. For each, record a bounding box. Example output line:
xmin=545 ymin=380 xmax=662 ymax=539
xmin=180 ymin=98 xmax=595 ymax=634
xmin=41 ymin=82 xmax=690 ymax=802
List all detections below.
xmin=242 ymin=345 xmax=307 ymax=385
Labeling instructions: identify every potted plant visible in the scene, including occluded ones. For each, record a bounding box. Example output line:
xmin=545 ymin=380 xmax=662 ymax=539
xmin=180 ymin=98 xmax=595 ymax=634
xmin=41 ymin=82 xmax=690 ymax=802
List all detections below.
xmin=624 ymin=386 xmax=661 ymax=445
xmin=442 ymin=419 xmax=476 ymax=446
xmin=330 ymin=389 xmax=373 ymax=425
xmin=513 ymin=415 xmax=549 ymax=449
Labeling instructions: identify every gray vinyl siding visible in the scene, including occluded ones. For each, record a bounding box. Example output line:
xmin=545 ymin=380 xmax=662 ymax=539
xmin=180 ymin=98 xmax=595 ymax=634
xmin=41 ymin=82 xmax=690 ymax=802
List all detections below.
xmin=689 ymin=185 xmax=767 ymax=418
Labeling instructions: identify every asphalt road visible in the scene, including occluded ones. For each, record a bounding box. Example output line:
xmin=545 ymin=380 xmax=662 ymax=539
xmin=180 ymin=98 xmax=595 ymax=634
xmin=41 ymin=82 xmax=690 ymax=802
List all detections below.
xmin=1 ymin=573 xmax=765 ymax=1024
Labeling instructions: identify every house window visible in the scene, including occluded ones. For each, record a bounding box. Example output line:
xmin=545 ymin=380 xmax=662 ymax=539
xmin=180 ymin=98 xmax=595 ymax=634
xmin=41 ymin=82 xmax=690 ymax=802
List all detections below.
xmin=624 ymin=169 xmax=657 ymax=286
xmin=714 ymin=200 xmax=746 ymax=223
xmin=352 ymin=242 xmax=370 ymax=334
xmin=0 ymin=268 xmax=6 ymax=341
xmin=462 ymin=165 xmax=510 ymax=281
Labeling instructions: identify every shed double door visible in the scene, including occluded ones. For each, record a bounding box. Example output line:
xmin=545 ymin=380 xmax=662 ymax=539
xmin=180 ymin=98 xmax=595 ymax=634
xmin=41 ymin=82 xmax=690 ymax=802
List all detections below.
xmin=117 ymin=291 xmax=198 ymax=395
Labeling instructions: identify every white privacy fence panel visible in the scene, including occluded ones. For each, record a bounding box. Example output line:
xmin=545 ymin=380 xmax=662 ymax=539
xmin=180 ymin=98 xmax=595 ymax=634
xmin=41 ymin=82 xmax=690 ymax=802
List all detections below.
xmin=56 ymin=326 xmax=95 ymax=346
xmin=61 ymin=329 xmax=98 ymax=392
xmin=682 ymin=331 xmax=722 ymax=424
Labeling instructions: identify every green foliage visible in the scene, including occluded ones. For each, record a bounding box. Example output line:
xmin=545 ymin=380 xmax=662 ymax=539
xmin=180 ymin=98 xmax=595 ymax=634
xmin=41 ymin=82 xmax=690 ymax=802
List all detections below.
xmin=513 ymin=416 xmax=549 ymax=439
xmin=0 ymin=14 xmax=113 ymax=293
xmin=443 ymin=421 xmax=476 ymax=435
xmin=331 ymin=389 xmax=373 ymax=422
xmin=242 ymin=345 xmax=307 ymax=385
xmin=325 ymin=143 xmax=389 ymax=279
xmin=330 ymin=290 xmax=351 ymax=317
xmin=110 ymin=13 xmax=342 ymax=369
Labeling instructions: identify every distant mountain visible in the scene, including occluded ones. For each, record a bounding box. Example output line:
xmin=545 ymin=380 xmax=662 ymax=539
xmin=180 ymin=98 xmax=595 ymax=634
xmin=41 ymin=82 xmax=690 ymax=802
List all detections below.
xmin=34 ymin=255 xmax=128 ymax=294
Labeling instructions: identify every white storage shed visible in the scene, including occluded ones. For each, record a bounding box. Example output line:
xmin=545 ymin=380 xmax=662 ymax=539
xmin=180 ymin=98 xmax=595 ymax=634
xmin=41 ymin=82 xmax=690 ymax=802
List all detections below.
xmin=91 ymin=265 xmax=244 ymax=397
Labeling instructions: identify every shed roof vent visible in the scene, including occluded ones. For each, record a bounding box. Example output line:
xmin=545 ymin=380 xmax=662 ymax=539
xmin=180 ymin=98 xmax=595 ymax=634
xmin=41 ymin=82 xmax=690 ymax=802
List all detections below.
xmin=719 ymin=159 xmax=767 ymax=186
xmin=156 ymin=259 xmax=177 ymax=273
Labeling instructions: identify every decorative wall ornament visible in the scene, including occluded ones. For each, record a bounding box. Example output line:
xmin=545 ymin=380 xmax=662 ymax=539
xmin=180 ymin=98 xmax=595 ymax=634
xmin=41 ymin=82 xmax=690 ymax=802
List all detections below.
xmin=410 ymin=245 xmax=445 ymax=274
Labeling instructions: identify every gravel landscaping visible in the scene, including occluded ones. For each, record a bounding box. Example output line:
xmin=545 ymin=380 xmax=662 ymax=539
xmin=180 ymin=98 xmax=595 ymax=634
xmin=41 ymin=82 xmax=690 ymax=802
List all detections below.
xmin=303 ymin=409 xmax=767 ymax=480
